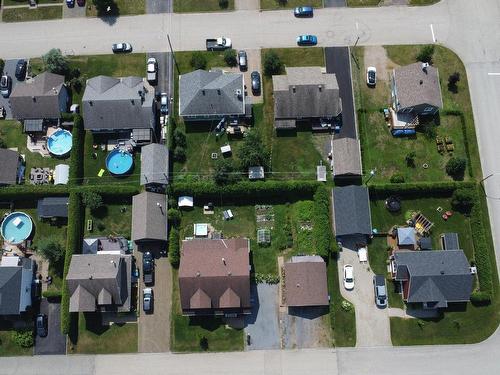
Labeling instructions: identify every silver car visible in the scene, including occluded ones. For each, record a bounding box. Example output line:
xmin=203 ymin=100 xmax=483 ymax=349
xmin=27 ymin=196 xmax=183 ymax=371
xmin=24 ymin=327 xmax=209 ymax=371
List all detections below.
xmin=373 ymin=275 xmax=387 ymax=308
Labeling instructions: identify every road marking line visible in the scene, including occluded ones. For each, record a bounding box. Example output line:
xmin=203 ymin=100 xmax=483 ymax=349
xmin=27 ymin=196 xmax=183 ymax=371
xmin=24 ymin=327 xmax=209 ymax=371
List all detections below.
xmin=487 ymin=73 xmax=500 ymax=76
xmin=356 ymin=22 xmax=359 ymax=31
xmin=430 ymin=24 xmax=436 ymax=43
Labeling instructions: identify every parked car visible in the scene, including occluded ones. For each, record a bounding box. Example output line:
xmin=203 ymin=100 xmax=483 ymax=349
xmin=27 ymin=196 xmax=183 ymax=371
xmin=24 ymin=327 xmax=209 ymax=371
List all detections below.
xmin=112 ymin=43 xmax=132 ymax=53
xmin=251 ymin=71 xmax=261 ymax=95
xmin=66 ymin=0 xmax=75 ymax=7
xmin=373 ymin=275 xmax=387 ymax=307
xmin=238 ymin=50 xmax=248 ymax=71
xmin=294 ymin=6 xmax=314 ymax=17
xmin=343 ymin=264 xmax=354 ymax=290
xmin=0 ymin=75 xmax=12 ymax=98
xmin=146 ymin=57 xmax=158 ymax=84
xmin=143 ymin=251 xmax=154 ymax=285
xmin=206 ymin=37 xmax=232 ymax=51
xmin=143 ymin=288 xmax=154 ymax=313
xmin=366 ymin=66 xmax=377 ymax=86
xmin=296 ymin=34 xmax=318 ymax=46
xmin=160 ymin=92 xmax=169 ymax=115
xmin=15 ymin=59 xmax=27 ymax=80
xmin=36 ymin=314 xmax=48 ymax=337
xmin=77 ymin=0 xmax=85 ymax=6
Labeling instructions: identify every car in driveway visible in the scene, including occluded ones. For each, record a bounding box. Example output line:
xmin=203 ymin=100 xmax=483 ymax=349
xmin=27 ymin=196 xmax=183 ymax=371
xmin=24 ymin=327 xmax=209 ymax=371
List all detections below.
xmin=15 ymin=59 xmax=27 ymax=80
xmin=146 ymin=57 xmax=158 ymax=84
xmin=297 ymin=35 xmax=317 ymax=46
xmin=294 ymin=6 xmax=313 ymax=17
xmin=251 ymin=71 xmax=261 ymax=95
xmin=373 ymin=275 xmax=387 ymax=307
xmin=77 ymin=0 xmax=85 ymax=6
xmin=343 ymin=264 xmax=354 ymax=290
xmin=238 ymin=50 xmax=248 ymax=71
xmin=112 ymin=43 xmax=132 ymax=53
xmin=36 ymin=314 xmax=48 ymax=337
xmin=160 ymin=92 xmax=169 ymax=115
xmin=143 ymin=288 xmax=154 ymax=313
xmin=0 ymin=75 xmax=12 ymax=98
xmin=367 ymin=66 xmax=377 ymax=86
xmin=66 ymin=0 xmax=75 ymax=7
xmin=143 ymin=251 xmax=154 ymax=285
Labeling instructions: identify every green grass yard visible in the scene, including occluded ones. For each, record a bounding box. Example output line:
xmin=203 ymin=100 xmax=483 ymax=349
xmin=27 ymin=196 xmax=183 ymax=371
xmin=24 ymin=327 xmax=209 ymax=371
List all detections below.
xmin=0 ymin=328 xmax=33 ymax=357
xmin=84 ymin=198 xmax=132 ymax=239
xmin=260 ymin=0 xmax=322 ymax=10
xmin=173 ymin=0 xmax=234 ymax=12
xmin=86 ymin=0 xmax=145 ymax=17
xmin=3 ymin=0 xmax=61 ymax=5
xmin=2 ymin=5 xmax=62 ymax=22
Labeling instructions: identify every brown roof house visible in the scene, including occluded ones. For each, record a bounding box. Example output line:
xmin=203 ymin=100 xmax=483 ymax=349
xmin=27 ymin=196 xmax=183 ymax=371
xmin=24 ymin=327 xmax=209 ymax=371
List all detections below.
xmin=66 ymin=254 xmax=132 ymax=313
xmin=283 ymin=256 xmax=329 ymax=308
xmin=131 ymin=191 xmax=168 ymax=243
xmin=272 ymin=66 xmax=342 ymax=131
xmin=332 ymin=137 xmax=362 ymax=180
xmin=179 ymin=238 xmax=251 ymax=316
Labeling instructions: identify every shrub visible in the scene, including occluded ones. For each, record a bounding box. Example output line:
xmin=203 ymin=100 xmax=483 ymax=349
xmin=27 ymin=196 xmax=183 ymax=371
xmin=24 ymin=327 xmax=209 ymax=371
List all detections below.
xmin=169 ymin=228 xmax=180 ymax=267
xmin=69 ymin=114 xmax=84 ymax=185
xmin=214 ymin=159 xmax=240 ymax=185
xmin=405 ymin=151 xmax=416 ymax=168
xmin=219 ymin=0 xmax=229 ymax=8
xmin=0 ymin=138 xmax=6 ymax=148
xmin=445 ymin=157 xmax=466 ymax=179
xmin=190 ymin=52 xmax=207 ymax=70
xmin=263 ymin=50 xmax=283 ymax=76
xmin=37 ymin=237 xmax=64 ymax=265
xmin=451 ymin=188 xmax=475 ymax=213
xmin=81 ymin=191 xmax=103 ymax=211
xmin=12 ymin=330 xmax=34 ymax=348
xmin=416 ymin=45 xmax=435 ymax=64
xmin=173 ymin=129 xmax=187 ymax=148
xmin=470 ymin=290 xmax=491 ymax=306
xmin=236 ymin=131 xmax=270 ymax=171
xmin=199 ymin=335 xmax=209 ymax=351
xmin=312 ymin=186 xmax=333 ymax=257
xmin=43 ymin=48 xmax=69 ymax=76
xmin=224 ymin=49 xmax=237 ymax=66
xmin=168 ymin=208 xmax=181 ymax=228
xmin=422 ymin=122 xmax=437 ymax=139
xmin=390 ymin=173 xmax=405 ymax=183
xmin=42 ymin=289 xmax=62 ymax=300
xmin=448 ymin=72 xmax=460 ymax=93
xmin=173 ymin=146 xmax=186 ymax=162
xmin=254 ymin=273 xmax=280 ymax=284
xmin=0 ymin=58 xmax=4 ymax=73
xmin=341 ymin=300 xmax=353 ymax=312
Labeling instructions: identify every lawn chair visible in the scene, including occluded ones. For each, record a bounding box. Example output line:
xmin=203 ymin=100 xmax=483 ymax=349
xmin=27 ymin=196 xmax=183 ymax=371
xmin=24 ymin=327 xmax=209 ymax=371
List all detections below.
xmin=98 ymin=169 xmax=105 ymax=177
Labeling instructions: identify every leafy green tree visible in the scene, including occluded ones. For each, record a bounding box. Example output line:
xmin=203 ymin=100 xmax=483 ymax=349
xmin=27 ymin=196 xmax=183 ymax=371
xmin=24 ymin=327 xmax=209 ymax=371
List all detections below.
xmin=173 ymin=129 xmax=187 ymax=148
xmin=219 ymin=0 xmax=229 ymax=9
xmin=237 ymin=131 xmax=270 ymax=171
xmin=92 ymin=0 xmax=117 ymax=16
xmin=448 ymin=72 xmax=460 ymax=93
xmin=42 ymin=49 xmax=69 ymax=76
xmin=169 ymin=228 xmax=180 ymax=267
xmin=167 ymin=208 xmax=181 ymax=228
xmin=214 ymin=159 xmax=239 ymax=185
xmin=81 ymin=191 xmax=104 ymax=211
xmin=451 ymin=188 xmax=475 ymax=213
xmin=405 ymin=151 xmax=416 ymax=167
xmin=416 ymin=45 xmax=435 ymax=64
xmin=445 ymin=157 xmax=466 ymax=179
xmin=190 ymin=52 xmax=207 ymax=70
xmin=12 ymin=330 xmax=34 ymax=348
xmin=224 ymin=49 xmax=237 ymax=67
xmin=37 ymin=237 xmax=64 ymax=265
xmin=263 ymin=50 xmax=283 ymax=76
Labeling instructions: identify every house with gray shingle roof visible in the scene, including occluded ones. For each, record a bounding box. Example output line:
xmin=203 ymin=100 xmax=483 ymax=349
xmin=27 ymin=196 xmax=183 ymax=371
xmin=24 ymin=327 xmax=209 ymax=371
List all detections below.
xmin=179 ymin=69 xmax=250 ymax=121
xmin=332 ymin=137 xmax=362 ymax=179
xmin=0 ymin=257 xmax=35 ymax=316
xmin=82 ymin=76 xmax=156 ymax=136
xmin=272 ymin=67 xmax=342 ymax=131
xmin=10 ymin=72 xmax=68 ymax=121
xmin=392 ymin=250 xmax=473 ymax=309
xmin=0 ymin=149 xmax=23 ymax=186
xmin=332 ymin=186 xmax=372 ymax=241
xmin=131 ymin=191 xmax=168 ymax=243
xmin=140 ymin=143 xmax=169 ymax=188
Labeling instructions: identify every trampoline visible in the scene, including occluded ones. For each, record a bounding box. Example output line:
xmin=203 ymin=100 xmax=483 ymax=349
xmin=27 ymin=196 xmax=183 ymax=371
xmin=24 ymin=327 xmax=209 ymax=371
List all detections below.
xmin=106 ymin=149 xmax=133 ymax=175
xmin=1 ymin=212 xmax=33 ymax=245
xmin=385 ymin=196 xmax=402 ymax=212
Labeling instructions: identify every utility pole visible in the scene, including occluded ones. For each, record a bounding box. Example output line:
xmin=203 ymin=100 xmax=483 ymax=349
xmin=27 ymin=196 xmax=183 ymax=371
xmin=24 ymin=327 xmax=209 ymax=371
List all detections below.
xmin=167 ymin=34 xmax=180 ymax=76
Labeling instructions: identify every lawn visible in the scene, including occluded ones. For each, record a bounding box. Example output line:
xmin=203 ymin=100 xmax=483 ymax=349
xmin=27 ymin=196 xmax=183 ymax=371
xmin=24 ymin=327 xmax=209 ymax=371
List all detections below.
xmin=260 ymin=0 xmax=322 ymax=10
xmin=173 ymin=0 xmax=234 ymax=12
xmin=171 ymin=269 xmax=244 ymax=352
xmin=84 ymin=198 xmax=132 ymax=239
xmin=409 ymin=0 xmax=440 ymax=5
xmin=0 ymin=321 xmax=33 ymax=357
xmin=69 ymin=313 xmax=137 ymax=354
xmin=86 ymin=0 xmax=145 ymax=16
xmin=2 ymin=5 xmax=62 ymax=22
xmin=3 ymin=0 xmax=61 ymax=5
xmin=346 ymin=0 xmax=380 ymax=6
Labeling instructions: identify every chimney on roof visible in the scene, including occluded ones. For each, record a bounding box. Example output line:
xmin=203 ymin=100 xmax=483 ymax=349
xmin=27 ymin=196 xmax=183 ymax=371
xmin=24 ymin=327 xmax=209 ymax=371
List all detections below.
xmin=292 ymin=86 xmax=296 ymax=93
xmin=89 ymin=275 xmax=93 ymax=280
xmin=32 ymin=96 xmax=36 ymax=102
xmin=196 ymin=271 xmax=201 ymax=277
xmin=217 ymin=89 xmax=221 ymax=95
xmin=202 ymin=89 xmax=206 ymax=95
xmin=228 ymin=271 xmax=232 ymax=276
xmin=318 ymin=85 xmax=322 ymax=92
xmin=296 ymin=283 xmax=300 ymax=288
xmin=222 ymin=257 xmax=226 ymax=265
xmin=89 ymin=100 xmax=93 ymax=106
xmin=419 ymin=80 xmax=423 ymax=85
xmin=110 ymin=260 xmax=116 ymax=267
xmin=440 ymin=270 xmax=445 ymax=275
xmin=131 ymin=99 xmax=135 ymax=105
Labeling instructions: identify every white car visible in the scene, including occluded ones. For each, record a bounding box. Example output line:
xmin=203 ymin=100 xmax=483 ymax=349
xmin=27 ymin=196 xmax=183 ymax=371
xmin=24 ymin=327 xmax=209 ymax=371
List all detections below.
xmin=366 ymin=66 xmax=376 ymax=86
xmin=343 ymin=264 xmax=354 ymax=290
xmin=146 ymin=57 xmax=158 ymax=84
xmin=160 ymin=92 xmax=168 ymax=115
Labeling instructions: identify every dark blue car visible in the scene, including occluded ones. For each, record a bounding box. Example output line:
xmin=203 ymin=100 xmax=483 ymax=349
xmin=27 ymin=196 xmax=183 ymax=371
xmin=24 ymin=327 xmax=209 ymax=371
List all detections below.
xmin=297 ymin=35 xmax=318 ymax=46
xmin=294 ymin=6 xmax=313 ymax=17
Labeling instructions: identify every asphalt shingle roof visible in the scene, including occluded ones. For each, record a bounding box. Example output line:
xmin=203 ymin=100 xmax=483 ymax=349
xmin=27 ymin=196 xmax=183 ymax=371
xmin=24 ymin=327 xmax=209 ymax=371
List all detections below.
xmin=140 ymin=143 xmax=169 ymax=185
xmin=37 ymin=196 xmax=69 ymax=218
xmin=332 ymin=186 xmax=372 ymax=237
xmin=131 ymin=192 xmax=168 ymax=242
xmin=0 ymin=149 xmax=20 ymax=185
xmin=284 ymin=256 xmax=329 ymax=307
xmin=0 ymin=258 xmax=34 ymax=315
xmin=332 ymin=137 xmax=362 ymax=176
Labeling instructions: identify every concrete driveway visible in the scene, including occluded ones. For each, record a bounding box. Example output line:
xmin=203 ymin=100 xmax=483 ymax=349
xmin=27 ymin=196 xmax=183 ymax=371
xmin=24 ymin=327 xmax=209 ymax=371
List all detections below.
xmin=34 ymin=299 xmax=67 ymax=355
xmin=0 ymin=59 xmax=24 ymax=120
xmin=147 ymin=52 xmax=173 ymax=98
xmin=337 ymin=239 xmax=391 ymax=347
xmin=281 ymin=307 xmax=331 ymax=349
xmin=63 ymin=3 xmax=86 ymax=18
xmin=146 ymin=0 xmax=172 ymax=13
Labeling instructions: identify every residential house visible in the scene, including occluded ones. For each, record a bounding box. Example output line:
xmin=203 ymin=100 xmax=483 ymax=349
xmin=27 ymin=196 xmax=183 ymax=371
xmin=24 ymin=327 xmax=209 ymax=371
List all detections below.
xmin=66 ymin=254 xmax=132 ymax=312
xmin=332 ymin=186 xmax=372 ymax=241
xmin=82 ymin=76 xmax=156 ymax=141
xmin=179 ymin=238 xmax=251 ymax=316
xmin=283 ymin=256 xmax=329 ymax=308
xmin=37 ymin=196 xmax=69 ymax=220
xmin=140 ymin=143 xmax=169 ymax=189
xmin=0 ymin=149 xmax=23 ymax=186
xmin=272 ymin=66 xmax=342 ymax=131
xmin=131 ymin=191 xmax=168 ymax=243
xmin=83 ymin=236 xmax=129 ymax=255
xmin=391 ymin=250 xmax=473 ymax=309
xmin=332 ymin=137 xmax=362 ymax=179
xmin=0 ymin=256 xmax=35 ymax=316
xmin=179 ymin=69 xmax=251 ymax=121
xmin=10 ymin=72 xmax=68 ymax=124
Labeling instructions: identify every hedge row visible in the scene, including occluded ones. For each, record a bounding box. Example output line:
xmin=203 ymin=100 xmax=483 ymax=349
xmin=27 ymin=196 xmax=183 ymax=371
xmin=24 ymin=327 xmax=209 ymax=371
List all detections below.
xmin=312 ymin=186 xmax=333 ymax=257
xmin=77 ymin=185 xmax=141 ymax=197
xmin=368 ymin=181 xmax=475 ymax=197
xmin=69 ymin=114 xmax=84 ymax=185
xmin=169 ymin=228 xmax=180 ymax=267
xmin=61 ymin=192 xmax=83 ymax=334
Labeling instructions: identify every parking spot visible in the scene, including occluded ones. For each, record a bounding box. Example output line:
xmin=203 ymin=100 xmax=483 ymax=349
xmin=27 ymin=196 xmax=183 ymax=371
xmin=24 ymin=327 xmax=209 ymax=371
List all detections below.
xmin=324 ymin=0 xmax=347 ymax=7
xmin=0 ymin=59 xmax=24 ymax=119
xmin=34 ymin=299 xmax=67 ymax=355
xmin=62 ymin=3 xmax=86 ymax=18
xmin=281 ymin=307 xmax=331 ymax=349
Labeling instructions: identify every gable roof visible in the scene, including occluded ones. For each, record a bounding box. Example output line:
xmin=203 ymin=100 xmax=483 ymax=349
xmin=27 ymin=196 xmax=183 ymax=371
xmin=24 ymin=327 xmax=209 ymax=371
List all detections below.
xmin=283 ymin=256 xmax=329 ymax=307
xmin=0 ymin=258 xmax=34 ymax=315
xmin=393 ymin=62 xmax=443 ymax=110
xmin=82 ymin=236 xmax=128 ymax=255
xmin=82 ymin=75 xmax=155 ymax=131
xmin=10 ymin=72 xmax=65 ymax=120
xmin=397 ymin=227 xmax=417 ymax=246
xmin=37 ymin=196 xmax=69 ymax=218
xmin=179 ymin=238 xmax=250 ymax=312
xmin=131 ymin=192 xmax=168 ymax=242
xmin=332 ymin=137 xmax=362 ymax=177
xmin=394 ymin=250 xmax=473 ymax=305
xmin=0 ymin=149 xmax=20 ymax=185
xmin=179 ymin=70 xmax=245 ymax=117
xmin=273 ymin=67 xmax=342 ymax=121
xmin=140 ymin=143 xmax=169 ymax=185
xmin=332 ymin=186 xmax=372 ymax=237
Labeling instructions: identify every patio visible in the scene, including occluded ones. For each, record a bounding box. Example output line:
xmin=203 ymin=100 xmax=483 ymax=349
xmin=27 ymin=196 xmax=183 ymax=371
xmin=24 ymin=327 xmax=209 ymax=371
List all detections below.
xmin=26 ymin=126 xmax=58 ymax=157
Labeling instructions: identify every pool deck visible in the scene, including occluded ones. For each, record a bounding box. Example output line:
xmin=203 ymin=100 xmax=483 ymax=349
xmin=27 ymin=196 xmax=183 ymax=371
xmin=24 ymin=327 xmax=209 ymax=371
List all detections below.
xmin=26 ymin=126 xmax=57 ymax=157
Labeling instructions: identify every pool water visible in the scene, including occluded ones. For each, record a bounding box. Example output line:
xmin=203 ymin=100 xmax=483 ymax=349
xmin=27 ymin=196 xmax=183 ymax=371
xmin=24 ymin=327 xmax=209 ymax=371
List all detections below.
xmin=106 ymin=149 xmax=134 ymax=175
xmin=47 ymin=129 xmax=73 ymax=156
xmin=1 ymin=212 xmax=33 ymax=245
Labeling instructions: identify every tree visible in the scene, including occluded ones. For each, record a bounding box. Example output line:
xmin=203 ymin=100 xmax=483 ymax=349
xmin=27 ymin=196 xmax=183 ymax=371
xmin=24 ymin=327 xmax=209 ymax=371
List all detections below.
xmin=0 ymin=59 xmax=5 ymax=74
xmin=214 ymin=159 xmax=239 ymax=185
xmin=173 ymin=146 xmax=186 ymax=162
xmin=92 ymin=0 xmax=117 ymax=16
xmin=42 ymin=48 xmax=69 ymax=76
xmin=224 ymin=49 xmax=237 ymax=67
xmin=11 ymin=330 xmax=33 ymax=348
xmin=219 ymin=0 xmax=229 ymax=9
xmin=199 ymin=335 xmax=209 ymax=351
xmin=173 ymin=129 xmax=187 ymax=148
xmin=169 ymin=228 xmax=180 ymax=267
xmin=451 ymin=188 xmax=475 ymax=213
xmin=416 ymin=45 xmax=435 ymax=64
xmin=263 ymin=50 xmax=283 ymax=76
xmin=0 ymin=138 xmax=6 ymax=148
xmin=81 ymin=191 xmax=104 ymax=211
xmin=405 ymin=151 xmax=416 ymax=167
xmin=390 ymin=173 xmax=405 ymax=183
xmin=190 ymin=52 xmax=207 ymax=70
xmin=445 ymin=157 xmax=466 ymax=179
xmin=448 ymin=72 xmax=460 ymax=93
xmin=37 ymin=237 xmax=64 ymax=265
xmin=237 ymin=131 xmax=270 ymax=171
xmin=167 ymin=208 xmax=181 ymax=228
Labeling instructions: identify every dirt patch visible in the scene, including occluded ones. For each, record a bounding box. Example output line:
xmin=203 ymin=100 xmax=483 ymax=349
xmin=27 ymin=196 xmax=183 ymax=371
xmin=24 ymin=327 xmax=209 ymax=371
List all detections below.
xmin=363 ymin=46 xmax=400 ymax=82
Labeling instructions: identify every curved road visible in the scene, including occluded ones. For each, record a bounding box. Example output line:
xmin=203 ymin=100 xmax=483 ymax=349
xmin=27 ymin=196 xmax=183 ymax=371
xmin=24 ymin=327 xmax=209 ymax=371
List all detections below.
xmin=1 ymin=1 xmax=500 ymax=374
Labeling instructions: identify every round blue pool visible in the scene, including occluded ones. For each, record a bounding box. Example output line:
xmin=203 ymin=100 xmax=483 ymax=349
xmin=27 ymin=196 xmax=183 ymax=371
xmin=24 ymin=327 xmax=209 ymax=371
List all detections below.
xmin=1 ymin=212 xmax=33 ymax=245
xmin=47 ymin=129 xmax=73 ymax=156
xmin=106 ymin=149 xmax=134 ymax=175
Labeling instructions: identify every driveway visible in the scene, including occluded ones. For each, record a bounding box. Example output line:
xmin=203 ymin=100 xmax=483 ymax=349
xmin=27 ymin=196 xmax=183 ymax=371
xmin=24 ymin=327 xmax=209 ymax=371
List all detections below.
xmin=62 ymin=3 xmax=86 ymax=18
xmin=324 ymin=0 xmax=346 ymax=6
xmin=325 ymin=47 xmax=357 ymax=139
xmin=0 ymin=59 xmax=23 ymax=120
xmin=137 ymin=247 xmax=172 ymax=353
xmin=337 ymin=239 xmax=391 ymax=347
xmin=34 ymin=299 xmax=67 ymax=355
xmin=146 ymin=0 xmax=172 ymax=13
xmin=281 ymin=307 xmax=331 ymax=349
xmin=244 ymin=283 xmax=280 ymax=350
xmin=147 ymin=52 xmax=173 ymax=98
xmin=235 ymin=0 xmax=259 ymax=10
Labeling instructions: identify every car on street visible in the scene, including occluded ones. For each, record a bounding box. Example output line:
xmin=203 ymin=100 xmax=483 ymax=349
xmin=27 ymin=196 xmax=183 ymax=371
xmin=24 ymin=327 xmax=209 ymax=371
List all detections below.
xmin=0 ymin=75 xmax=12 ymax=98
xmin=66 ymin=0 xmax=75 ymax=7
xmin=297 ymin=34 xmax=317 ymax=46
xmin=367 ymin=66 xmax=377 ymax=86
xmin=36 ymin=314 xmax=48 ymax=337
xmin=343 ymin=264 xmax=354 ymax=290
xmin=373 ymin=275 xmax=388 ymax=307
xmin=112 ymin=43 xmax=132 ymax=53
xmin=294 ymin=6 xmax=314 ymax=17
xmin=143 ymin=288 xmax=154 ymax=313
xmin=238 ymin=50 xmax=248 ymax=71
xmin=160 ymin=92 xmax=169 ymax=115
xmin=77 ymin=0 xmax=85 ymax=6
xmin=15 ymin=59 xmax=27 ymax=80
xmin=146 ymin=57 xmax=158 ymax=84
xmin=251 ymin=71 xmax=261 ymax=95
xmin=143 ymin=251 xmax=154 ymax=285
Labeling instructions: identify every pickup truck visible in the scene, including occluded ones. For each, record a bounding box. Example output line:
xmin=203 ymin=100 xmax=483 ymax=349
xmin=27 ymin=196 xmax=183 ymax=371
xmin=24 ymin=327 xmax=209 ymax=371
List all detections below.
xmin=206 ymin=37 xmax=232 ymax=51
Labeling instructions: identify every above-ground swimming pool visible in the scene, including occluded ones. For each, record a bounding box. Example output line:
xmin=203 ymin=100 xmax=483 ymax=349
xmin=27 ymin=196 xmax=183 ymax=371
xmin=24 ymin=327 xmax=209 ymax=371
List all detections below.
xmin=1 ymin=212 xmax=33 ymax=245
xmin=47 ymin=129 xmax=73 ymax=156
xmin=106 ymin=149 xmax=134 ymax=175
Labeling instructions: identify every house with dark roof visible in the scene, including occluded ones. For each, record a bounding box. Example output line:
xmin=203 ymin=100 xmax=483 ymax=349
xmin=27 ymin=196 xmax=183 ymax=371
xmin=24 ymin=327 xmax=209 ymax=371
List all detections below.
xmin=179 ymin=238 xmax=251 ymax=316
xmin=131 ymin=191 xmax=168 ymax=243
xmin=37 ymin=196 xmax=69 ymax=219
xmin=66 ymin=254 xmax=132 ymax=313
xmin=283 ymin=256 xmax=329 ymax=308
xmin=0 ymin=149 xmax=23 ymax=186
xmin=83 ymin=236 xmax=129 ymax=255
xmin=440 ymin=233 xmax=460 ymax=250
xmin=391 ymin=250 xmax=473 ymax=309
xmin=179 ymin=69 xmax=251 ymax=121
xmin=332 ymin=186 xmax=372 ymax=241
xmin=272 ymin=67 xmax=342 ymax=131
xmin=140 ymin=143 xmax=169 ymax=189
xmin=10 ymin=72 xmax=68 ymax=122
xmin=0 ymin=257 xmax=35 ymax=316
xmin=82 ymin=76 xmax=156 ymax=138
xmin=332 ymin=137 xmax=362 ymax=179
